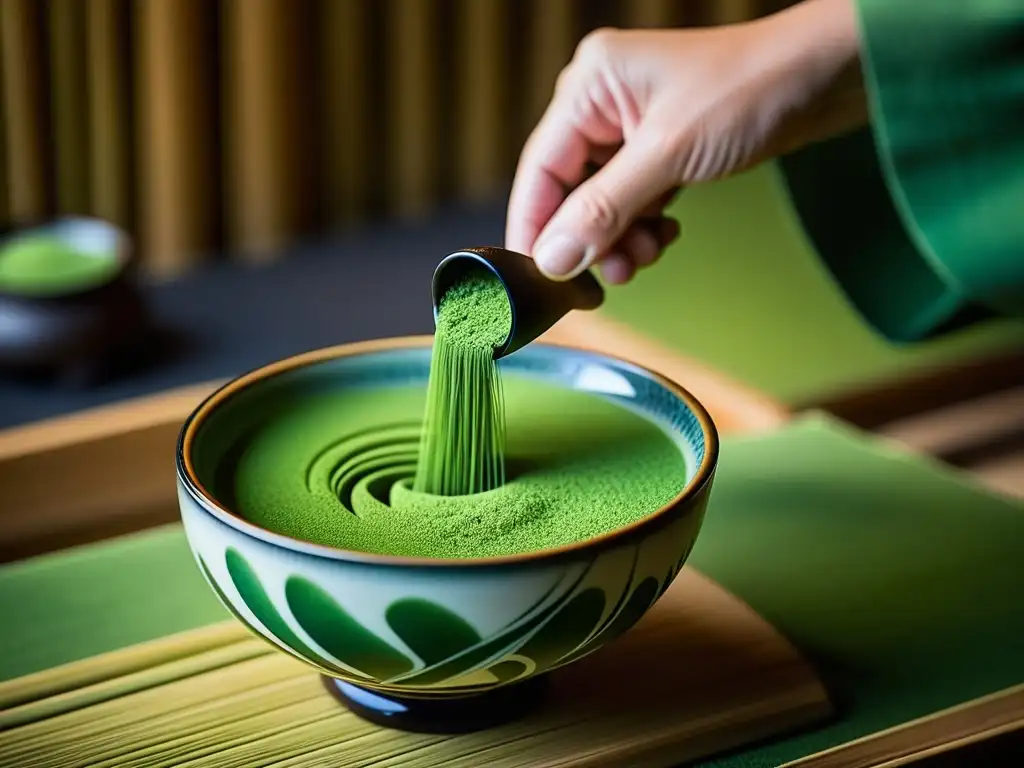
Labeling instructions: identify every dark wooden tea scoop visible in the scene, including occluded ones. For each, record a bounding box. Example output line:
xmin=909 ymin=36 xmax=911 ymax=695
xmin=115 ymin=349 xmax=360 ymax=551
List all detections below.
xmin=431 ymin=246 xmax=605 ymax=359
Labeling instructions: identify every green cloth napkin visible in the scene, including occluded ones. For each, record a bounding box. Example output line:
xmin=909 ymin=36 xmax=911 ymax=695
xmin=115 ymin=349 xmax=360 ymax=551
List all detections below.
xmin=0 ymin=524 xmax=227 ymax=681
xmin=3 ymin=414 xmax=1022 ymax=766
xmin=692 ymin=414 xmax=1024 ymax=766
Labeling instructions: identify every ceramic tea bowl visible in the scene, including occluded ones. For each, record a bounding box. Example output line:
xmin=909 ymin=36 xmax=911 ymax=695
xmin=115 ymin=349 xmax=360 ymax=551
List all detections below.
xmin=176 ymin=337 xmax=718 ymax=733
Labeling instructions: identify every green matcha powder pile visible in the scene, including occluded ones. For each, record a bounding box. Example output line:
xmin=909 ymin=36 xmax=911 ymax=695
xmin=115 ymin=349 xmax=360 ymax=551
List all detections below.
xmin=0 ymin=235 xmax=118 ymax=296
xmin=413 ymin=270 xmax=512 ymax=496
xmin=231 ymin=266 xmax=687 ymax=558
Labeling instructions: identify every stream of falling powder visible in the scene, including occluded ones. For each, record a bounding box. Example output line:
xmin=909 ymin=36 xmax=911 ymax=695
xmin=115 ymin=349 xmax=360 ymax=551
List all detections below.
xmin=413 ymin=270 xmax=513 ymax=496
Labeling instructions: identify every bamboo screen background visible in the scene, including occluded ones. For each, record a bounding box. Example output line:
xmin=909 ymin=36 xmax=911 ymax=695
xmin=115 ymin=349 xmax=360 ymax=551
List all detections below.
xmin=0 ymin=0 xmax=788 ymax=278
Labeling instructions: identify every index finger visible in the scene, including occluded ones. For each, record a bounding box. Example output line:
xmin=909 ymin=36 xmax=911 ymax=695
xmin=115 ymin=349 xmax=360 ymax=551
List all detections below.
xmin=505 ymin=97 xmax=591 ymax=256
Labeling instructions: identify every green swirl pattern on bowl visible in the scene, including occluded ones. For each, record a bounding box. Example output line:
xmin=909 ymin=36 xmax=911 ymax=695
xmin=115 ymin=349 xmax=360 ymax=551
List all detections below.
xmin=182 ymin=488 xmax=706 ymax=692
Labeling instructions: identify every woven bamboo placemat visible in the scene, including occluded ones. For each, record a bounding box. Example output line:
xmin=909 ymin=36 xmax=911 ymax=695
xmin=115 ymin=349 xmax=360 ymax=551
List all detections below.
xmin=0 ymin=569 xmax=831 ymax=767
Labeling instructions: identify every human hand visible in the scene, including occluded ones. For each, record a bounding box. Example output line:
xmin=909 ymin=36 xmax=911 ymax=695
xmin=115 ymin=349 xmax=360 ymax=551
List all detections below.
xmin=506 ymin=0 xmax=866 ymax=284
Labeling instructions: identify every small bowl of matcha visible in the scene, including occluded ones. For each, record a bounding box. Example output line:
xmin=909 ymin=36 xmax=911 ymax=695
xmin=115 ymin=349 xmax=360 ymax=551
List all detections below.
xmin=177 ymin=267 xmax=719 ymax=733
xmin=0 ymin=217 xmax=128 ymax=298
xmin=0 ymin=217 xmax=148 ymax=383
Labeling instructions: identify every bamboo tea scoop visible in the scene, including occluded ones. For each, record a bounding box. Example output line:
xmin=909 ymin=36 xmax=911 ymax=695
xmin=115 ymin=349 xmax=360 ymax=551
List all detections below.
xmin=432 ymin=246 xmax=605 ymax=359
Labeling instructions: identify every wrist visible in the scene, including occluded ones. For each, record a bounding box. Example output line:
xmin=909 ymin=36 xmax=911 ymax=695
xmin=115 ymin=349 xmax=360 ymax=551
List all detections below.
xmin=752 ymin=0 xmax=868 ymax=153
xmin=776 ymin=0 xmax=862 ymax=76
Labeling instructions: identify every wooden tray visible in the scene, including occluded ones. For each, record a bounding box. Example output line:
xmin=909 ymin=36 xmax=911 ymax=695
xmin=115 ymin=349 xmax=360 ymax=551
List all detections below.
xmin=0 ymin=569 xmax=832 ymax=768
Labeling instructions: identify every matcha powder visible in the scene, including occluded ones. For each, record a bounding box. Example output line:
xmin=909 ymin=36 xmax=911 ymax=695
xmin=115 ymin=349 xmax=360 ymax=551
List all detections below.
xmin=228 ymin=266 xmax=689 ymax=559
xmin=231 ymin=381 xmax=688 ymax=559
xmin=413 ymin=270 xmax=512 ymax=496
xmin=0 ymin=235 xmax=118 ymax=296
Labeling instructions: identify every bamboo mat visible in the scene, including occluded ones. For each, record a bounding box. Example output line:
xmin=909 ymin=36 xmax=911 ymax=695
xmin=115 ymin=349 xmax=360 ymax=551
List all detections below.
xmin=0 ymin=569 xmax=831 ymax=768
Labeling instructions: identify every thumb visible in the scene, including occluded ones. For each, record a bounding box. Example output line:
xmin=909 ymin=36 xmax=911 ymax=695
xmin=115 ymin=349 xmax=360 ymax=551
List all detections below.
xmin=532 ymin=127 xmax=678 ymax=280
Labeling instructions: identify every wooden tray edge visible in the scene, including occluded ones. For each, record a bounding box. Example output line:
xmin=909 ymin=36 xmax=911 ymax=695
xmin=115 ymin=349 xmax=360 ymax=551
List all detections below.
xmin=782 ymin=682 xmax=1024 ymax=768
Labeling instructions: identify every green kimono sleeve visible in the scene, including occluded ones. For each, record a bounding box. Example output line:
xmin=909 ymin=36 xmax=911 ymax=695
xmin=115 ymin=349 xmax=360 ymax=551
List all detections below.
xmin=778 ymin=0 xmax=1024 ymax=342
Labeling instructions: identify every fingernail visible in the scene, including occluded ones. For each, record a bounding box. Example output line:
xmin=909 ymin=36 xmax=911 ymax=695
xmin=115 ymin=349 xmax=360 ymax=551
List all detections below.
xmin=534 ymin=233 xmax=585 ymax=279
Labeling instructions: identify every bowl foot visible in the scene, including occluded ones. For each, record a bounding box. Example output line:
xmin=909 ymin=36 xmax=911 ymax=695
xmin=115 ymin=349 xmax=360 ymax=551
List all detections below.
xmin=321 ymin=675 xmax=547 ymax=733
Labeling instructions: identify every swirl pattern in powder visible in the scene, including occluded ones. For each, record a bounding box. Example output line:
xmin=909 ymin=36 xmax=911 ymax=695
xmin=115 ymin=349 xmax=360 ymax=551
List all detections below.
xmin=232 ymin=378 xmax=687 ymax=559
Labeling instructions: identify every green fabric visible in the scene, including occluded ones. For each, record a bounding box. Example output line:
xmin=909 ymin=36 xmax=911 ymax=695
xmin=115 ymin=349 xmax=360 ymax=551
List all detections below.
xmin=3 ymin=415 xmax=1022 ymax=767
xmin=600 ymin=164 xmax=1024 ymax=404
xmin=0 ymin=526 xmax=227 ymax=681
xmin=779 ymin=130 xmax=987 ymax=341
xmin=858 ymin=0 xmax=1024 ymax=320
xmin=693 ymin=414 xmax=1024 ymax=766
xmin=780 ymin=0 xmax=1024 ymax=340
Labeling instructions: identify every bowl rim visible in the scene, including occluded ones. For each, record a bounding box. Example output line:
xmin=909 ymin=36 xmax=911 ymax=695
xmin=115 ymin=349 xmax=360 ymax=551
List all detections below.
xmin=176 ymin=335 xmax=719 ymax=568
